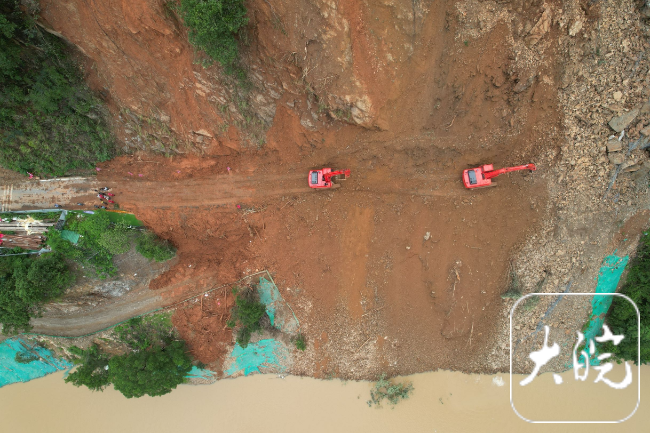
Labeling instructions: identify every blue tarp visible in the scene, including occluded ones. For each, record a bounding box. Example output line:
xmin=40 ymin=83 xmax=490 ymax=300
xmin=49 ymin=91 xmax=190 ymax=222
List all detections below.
xmin=0 ymin=337 xmax=72 ymax=388
xmin=257 ymin=277 xmax=299 ymax=333
xmin=225 ymin=339 xmax=289 ymax=377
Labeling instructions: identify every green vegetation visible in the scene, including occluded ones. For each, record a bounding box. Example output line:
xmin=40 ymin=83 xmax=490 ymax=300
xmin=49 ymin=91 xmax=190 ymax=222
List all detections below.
xmin=109 ymin=340 xmax=192 ymax=398
xmin=178 ymin=0 xmax=248 ymax=72
xmin=136 ymin=232 xmax=176 ymax=262
xmin=15 ymin=350 xmax=39 ymax=364
xmin=0 ymin=252 xmax=73 ymax=333
xmin=501 ymin=267 xmax=522 ymax=300
xmin=65 ymin=314 xmax=193 ymax=398
xmin=367 ymin=374 xmax=414 ymax=408
xmin=0 ymin=211 xmax=61 ymax=221
xmin=295 ymin=333 xmax=306 ymax=351
xmin=227 ymin=288 xmax=267 ymax=348
xmin=0 ymin=1 xmax=114 ymax=177
xmin=604 ymin=232 xmax=650 ymax=364
xmin=65 ymin=344 xmax=111 ymax=392
xmin=47 ymin=210 xmax=120 ymax=278
xmin=113 ymin=314 xmax=173 ymax=351
xmin=47 ymin=210 xmax=175 ymax=278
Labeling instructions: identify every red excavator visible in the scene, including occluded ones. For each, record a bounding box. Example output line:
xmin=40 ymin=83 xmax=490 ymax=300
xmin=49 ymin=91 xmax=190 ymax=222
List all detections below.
xmin=308 ymin=168 xmax=351 ymax=189
xmin=462 ymin=163 xmax=536 ymax=189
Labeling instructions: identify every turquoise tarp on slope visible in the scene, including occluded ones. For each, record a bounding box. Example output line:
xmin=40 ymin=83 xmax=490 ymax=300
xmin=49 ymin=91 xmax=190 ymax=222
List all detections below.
xmin=225 ymin=339 xmax=289 ymax=376
xmin=0 ymin=337 xmax=72 ymax=388
xmin=257 ymin=277 xmax=299 ymax=333
xmin=577 ymin=254 xmax=630 ymax=366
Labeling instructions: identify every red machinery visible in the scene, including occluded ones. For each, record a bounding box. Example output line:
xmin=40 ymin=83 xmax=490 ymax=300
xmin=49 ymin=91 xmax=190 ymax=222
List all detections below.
xmin=462 ymin=164 xmax=536 ymax=189
xmin=308 ymin=168 xmax=351 ymax=189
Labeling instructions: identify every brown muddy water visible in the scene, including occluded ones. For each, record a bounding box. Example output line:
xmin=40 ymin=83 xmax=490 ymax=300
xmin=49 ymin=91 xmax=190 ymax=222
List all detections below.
xmin=0 ymin=365 xmax=647 ymax=433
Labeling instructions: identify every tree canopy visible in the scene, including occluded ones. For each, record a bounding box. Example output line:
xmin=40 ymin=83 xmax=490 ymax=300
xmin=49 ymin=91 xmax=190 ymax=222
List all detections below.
xmin=0 ymin=0 xmax=114 ymax=177
xmin=179 ymin=0 xmax=248 ymax=70
xmin=0 ymin=252 xmax=73 ymax=333
xmin=65 ymin=314 xmax=193 ymax=398
xmin=109 ymin=340 xmax=192 ymax=398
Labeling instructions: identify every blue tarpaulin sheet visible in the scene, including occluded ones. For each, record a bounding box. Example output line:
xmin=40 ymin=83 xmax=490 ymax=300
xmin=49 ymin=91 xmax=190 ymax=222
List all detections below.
xmin=0 ymin=338 xmax=72 ymax=388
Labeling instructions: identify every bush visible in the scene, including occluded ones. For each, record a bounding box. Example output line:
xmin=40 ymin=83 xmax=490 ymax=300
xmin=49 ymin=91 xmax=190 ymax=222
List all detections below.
xmin=295 ymin=333 xmax=306 ymax=351
xmin=114 ymin=314 xmax=173 ymax=351
xmin=367 ymin=374 xmax=414 ymax=407
xmin=0 ymin=252 xmax=73 ymax=333
xmin=178 ymin=0 xmax=248 ymax=70
xmin=136 ymin=232 xmax=175 ymax=262
xmin=98 ymin=221 xmax=130 ymax=255
xmin=604 ymin=232 xmax=650 ymax=364
xmin=0 ymin=1 xmax=114 ymax=177
xmin=227 ymin=288 xmax=267 ymax=348
xmin=15 ymin=350 xmax=39 ymax=364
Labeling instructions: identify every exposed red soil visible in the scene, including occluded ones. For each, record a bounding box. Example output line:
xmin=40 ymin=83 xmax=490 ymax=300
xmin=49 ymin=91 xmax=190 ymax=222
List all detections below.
xmin=37 ymin=0 xmax=566 ymax=377
xmin=170 ymin=287 xmax=235 ymax=374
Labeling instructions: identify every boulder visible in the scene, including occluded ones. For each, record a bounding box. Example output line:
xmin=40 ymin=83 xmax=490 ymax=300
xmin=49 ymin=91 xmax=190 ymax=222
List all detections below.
xmin=608 ymin=153 xmax=625 ymax=165
xmin=609 ymin=108 xmax=639 ymax=132
xmin=606 ymin=138 xmax=623 ymax=152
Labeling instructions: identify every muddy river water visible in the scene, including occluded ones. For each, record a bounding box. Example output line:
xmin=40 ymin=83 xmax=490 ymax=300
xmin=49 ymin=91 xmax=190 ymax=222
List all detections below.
xmin=0 ymin=364 xmax=647 ymax=433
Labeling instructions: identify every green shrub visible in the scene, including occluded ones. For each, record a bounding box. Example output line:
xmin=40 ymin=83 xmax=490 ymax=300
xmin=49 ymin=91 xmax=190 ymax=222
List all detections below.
xmin=178 ymin=0 xmax=248 ymax=70
xmin=295 ymin=333 xmax=306 ymax=351
xmin=136 ymin=232 xmax=175 ymax=262
xmin=367 ymin=374 xmax=414 ymax=407
xmin=0 ymin=1 xmax=114 ymax=177
xmin=98 ymin=221 xmax=130 ymax=255
xmin=604 ymin=232 xmax=650 ymax=364
xmin=15 ymin=350 xmax=39 ymax=364
xmin=227 ymin=288 xmax=267 ymax=348
xmin=114 ymin=314 xmax=173 ymax=351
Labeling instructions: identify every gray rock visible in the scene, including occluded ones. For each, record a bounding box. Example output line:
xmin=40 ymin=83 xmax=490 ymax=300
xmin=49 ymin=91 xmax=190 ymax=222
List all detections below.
xmin=513 ymin=76 xmax=535 ymax=93
xmin=606 ymin=138 xmax=623 ymax=152
xmin=608 ymin=108 xmax=639 ymax=132
xmin=623 ymin=163 xmax=641 ymax=172
xmin=640 ymin=125 xmax=650 ymax=136
xmin=640 ymin=100 xmax=650 ymax=114
xmin=608 ymin=152 xmax=625 ymax=165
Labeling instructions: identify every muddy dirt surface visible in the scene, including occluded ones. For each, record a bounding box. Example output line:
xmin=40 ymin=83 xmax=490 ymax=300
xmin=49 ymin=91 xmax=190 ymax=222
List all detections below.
xmin=10 ymin=0 xmax=648 ymax=379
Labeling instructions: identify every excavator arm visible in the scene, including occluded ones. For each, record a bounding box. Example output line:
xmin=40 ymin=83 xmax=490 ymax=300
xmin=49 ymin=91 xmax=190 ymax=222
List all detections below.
xmin=323 ymin=169 xmax=351 ymax=182
xmin=482 ymin=164 xmax=536 ymax=180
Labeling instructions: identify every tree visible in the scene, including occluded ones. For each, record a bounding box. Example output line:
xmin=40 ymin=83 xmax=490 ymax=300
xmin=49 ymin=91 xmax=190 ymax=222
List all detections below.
xmin=0 ymin=252 xmax=73 ymax=333
xmin=14 ymin=252 xmax=72 ymax=304
xmin=0 ymin=0 xmax=114 ymax=177
xmin=108 ymin=340 xmax=192 ymax=398
xmin=65 ymin=344 xmax=111 ymax=392
xmin=179 ymin=0 xmax=248 ymax=69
